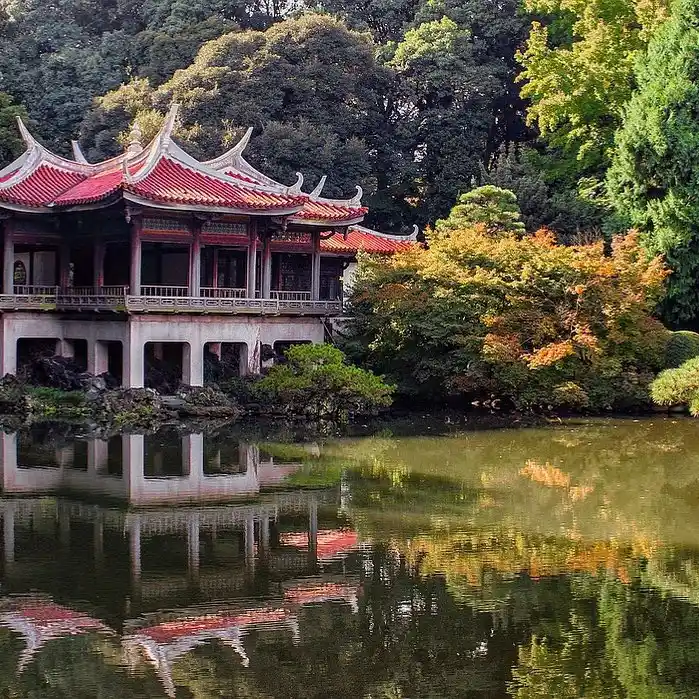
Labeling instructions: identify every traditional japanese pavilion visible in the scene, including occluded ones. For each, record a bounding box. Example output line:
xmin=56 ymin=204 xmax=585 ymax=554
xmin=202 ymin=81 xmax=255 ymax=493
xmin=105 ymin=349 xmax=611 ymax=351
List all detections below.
xmin=0 ymin=105 xmax=415 ymax=386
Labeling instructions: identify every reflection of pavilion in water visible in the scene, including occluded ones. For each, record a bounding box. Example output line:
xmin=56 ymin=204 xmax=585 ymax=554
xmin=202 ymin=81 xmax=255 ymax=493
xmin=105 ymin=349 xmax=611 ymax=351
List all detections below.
xmin=0 ymin=431 xmax=361 ymax=696
xmin=0 ymin=430 xmax=306 ymax=504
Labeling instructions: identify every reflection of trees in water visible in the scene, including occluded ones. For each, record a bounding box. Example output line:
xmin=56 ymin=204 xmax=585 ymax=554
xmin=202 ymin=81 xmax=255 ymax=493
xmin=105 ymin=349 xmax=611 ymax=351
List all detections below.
xmin=4 ymin=560 xmax=699 ymax=697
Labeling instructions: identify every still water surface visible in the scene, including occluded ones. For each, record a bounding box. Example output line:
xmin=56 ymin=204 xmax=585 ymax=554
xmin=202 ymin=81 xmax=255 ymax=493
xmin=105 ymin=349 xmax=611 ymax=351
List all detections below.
xmin=0 ymin=418 xmax=698 ymax=697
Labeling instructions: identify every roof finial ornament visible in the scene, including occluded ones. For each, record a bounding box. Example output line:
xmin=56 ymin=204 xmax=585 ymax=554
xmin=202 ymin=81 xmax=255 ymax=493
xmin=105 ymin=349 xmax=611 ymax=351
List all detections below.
xmin=349 ymin=185 xmax=363 ymax=206
xmin=71 ymin=140 xmax=88 ymax=164
xmin=126 ymin=121 xmax=143 ymax=156
xmin=288 ymin=172 xmax=304 ymax=194
xmin=310 ymin=175 xmax=326 ymax=198
xmin=158 ymin=103 xmax=180 ymax=152
xmin=408 ymin=224 xmax=419 ymax=241
xmin=16 ymin=116 xmax=39 ymax=150
xmin=121 ymin=157 xmax=134 ymax=184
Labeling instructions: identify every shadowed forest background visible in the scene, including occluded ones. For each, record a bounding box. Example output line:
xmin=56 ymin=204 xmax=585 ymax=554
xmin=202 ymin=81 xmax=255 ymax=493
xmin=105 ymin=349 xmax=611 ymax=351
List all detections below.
xmin=0 ymin=0 xmax=652 ymax=235
xmin=7 ymin=0 xmax=699 ymax=325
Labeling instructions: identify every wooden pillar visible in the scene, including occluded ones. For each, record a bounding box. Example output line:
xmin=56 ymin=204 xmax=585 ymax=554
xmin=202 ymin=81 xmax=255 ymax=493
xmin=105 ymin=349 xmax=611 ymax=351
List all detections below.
xmin=262 ymin=235 xmax=272 ymax=299
xmin=129 ymin=220 xmax=142 ymax=296
xmin=247 ymin=223 xmax=258 ymax=298
xmin=212 ymin=248 xmax=219 ymax=290
xmin=311 ymin=231 xmax=321 ymax=301
xmin=3 ymin=223 xmax=13 ymax=294
xmin=189 ymin=220 xmax=202 ymax=297
xmin=59 ymin=241 xmax=71 ymax=289
xmin=93 ymin=240 xmax=105 ymax=288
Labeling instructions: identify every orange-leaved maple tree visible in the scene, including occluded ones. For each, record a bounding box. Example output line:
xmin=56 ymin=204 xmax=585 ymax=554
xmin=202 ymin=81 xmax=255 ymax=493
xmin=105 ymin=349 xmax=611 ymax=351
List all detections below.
xmin=346 ymin=224 xmax=669 ymax=410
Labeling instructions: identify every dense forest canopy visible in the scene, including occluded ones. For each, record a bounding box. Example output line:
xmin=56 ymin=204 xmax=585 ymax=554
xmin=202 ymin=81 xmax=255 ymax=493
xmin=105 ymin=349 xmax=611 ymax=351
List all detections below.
xmin=2 ymin=0 xmax=699 ymax=320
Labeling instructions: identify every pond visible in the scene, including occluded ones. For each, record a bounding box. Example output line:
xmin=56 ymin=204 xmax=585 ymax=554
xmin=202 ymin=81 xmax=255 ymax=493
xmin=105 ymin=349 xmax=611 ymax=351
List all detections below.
xmin=0 ymin=417 xmax=699 ymax=697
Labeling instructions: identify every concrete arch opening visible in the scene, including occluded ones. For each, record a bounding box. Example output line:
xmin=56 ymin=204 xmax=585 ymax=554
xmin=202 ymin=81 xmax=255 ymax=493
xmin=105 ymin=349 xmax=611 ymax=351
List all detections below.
xmin=145 ymin=342 xmax=187 ymax=393
xmin=204 ymin=342 xmax=250 ymax=382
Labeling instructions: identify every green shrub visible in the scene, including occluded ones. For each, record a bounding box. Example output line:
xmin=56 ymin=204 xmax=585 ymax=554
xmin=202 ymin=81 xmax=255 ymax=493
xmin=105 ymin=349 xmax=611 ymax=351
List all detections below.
xmin=665 ymin=331 xmax=699 ymax=368
xmin=651 ymin=357 xmax=699 ymax=415
xmin=257 ymin=344 xmax=394 ymax=421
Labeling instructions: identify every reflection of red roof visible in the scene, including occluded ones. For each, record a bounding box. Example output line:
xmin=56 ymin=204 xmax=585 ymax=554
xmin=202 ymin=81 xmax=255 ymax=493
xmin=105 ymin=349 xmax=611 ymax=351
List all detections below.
xmin=321 ymin=228 xmax=414 ymax=255
xmin=141 ymin=608 xmax=290 ymax=644
xmin=0 ymin=599 xmax=109 ymax=634
xmin=0 ymin=165 xmax=85 ymax=208
xmin=283 ymin=581 xmax=358 ymax=605
xmin=126 ymin=158 xmax=306 ymax=211
xmin=280 ymin=529 xmax=359 ymax=559
xmin=295 ymin=200 xmax=367 ymax=225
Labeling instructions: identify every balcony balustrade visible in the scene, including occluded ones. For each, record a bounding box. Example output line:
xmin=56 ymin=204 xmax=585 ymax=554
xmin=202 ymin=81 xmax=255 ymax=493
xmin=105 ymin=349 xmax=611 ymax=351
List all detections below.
xmin=140 ymin=285 xmax=189 ymax=298
xmin=201 ymin=287 xmax=247 ymax=299
xmin=0 ymin=285 xmax=342 ymax=315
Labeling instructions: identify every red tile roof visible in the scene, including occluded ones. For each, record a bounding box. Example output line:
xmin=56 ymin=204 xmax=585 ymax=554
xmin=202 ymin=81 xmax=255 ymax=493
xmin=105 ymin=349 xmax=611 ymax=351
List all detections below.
xmin=294 ymin=199 xmax=367 ymax=224
xmin=0 ymin=164 xmax=85 ymax=208
xmin=321 ymin=227 xmax=415 ymax=255
xmin=0 ymin=108 xmax=371 ymax=224
xmin=53 ymin=168 xmax=124 ymax=206
xmin=126 ymin=158 xmax=306 ymax=211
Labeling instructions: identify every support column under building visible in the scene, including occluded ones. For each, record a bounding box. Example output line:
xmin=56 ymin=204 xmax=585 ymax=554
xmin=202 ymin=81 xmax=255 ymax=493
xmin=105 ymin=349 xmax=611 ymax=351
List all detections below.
xmin=183 ymin=342 xmax=204 ymax=387
xmin=123 ymin=334 xmax=144 ymax=388
xmin=0 ymin=324 xmax=16 ymax=377
xmin=55 ymin=339 xmax=75 ymax=359
xmin=88 ymin=340 xmax=109 ymax=376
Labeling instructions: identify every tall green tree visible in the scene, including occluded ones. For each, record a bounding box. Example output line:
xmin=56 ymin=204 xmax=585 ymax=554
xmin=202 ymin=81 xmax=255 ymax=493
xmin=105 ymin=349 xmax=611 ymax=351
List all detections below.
xmin=607 ymin=0 xmax=699 ymax=325
xmin=517 ymin=0 xmax=669 ymax=173
xmin=81 ymin=15 xmax=392 ymax=202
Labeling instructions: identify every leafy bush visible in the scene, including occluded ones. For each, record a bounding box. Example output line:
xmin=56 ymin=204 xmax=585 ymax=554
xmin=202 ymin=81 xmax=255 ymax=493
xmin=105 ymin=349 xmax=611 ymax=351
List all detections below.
xmin=346 ymin=219 xmax=670 ymax=412
xmin=665 ymin=331 xmax=699 ymax=368
xmin=651 ymin=358 xmax=699 ymax=415
xmin=256 ymin=344 xmax=394 ymax=421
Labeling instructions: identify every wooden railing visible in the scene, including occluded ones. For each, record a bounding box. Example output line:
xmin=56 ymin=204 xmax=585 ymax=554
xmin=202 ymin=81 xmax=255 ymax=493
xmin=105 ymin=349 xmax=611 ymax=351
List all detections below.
xmin=201 ymin=287 xmax=247 ymax=299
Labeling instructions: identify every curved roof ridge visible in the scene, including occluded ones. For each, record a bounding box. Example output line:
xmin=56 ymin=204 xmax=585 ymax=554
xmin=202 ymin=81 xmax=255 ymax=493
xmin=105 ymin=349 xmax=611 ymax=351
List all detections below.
xmin=312 ymin=185 xmax=363 ymax=208
xmin=13 ymin=117 xmax=91 ymax=175
xmin=352 ymin=224 xmax=419 ymax=241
